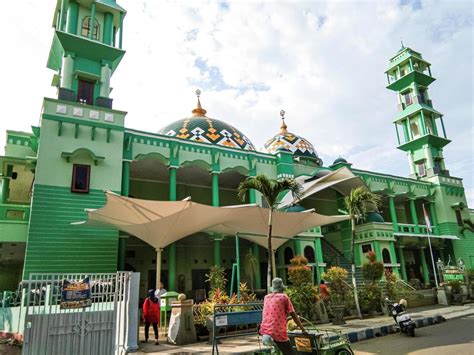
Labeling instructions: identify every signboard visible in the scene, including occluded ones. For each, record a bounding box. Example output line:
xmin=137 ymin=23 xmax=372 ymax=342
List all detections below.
xmin=215 ymin=315 xmax=228 ymax=327
xmin=60 ymin=277 xmax=92 ymax=309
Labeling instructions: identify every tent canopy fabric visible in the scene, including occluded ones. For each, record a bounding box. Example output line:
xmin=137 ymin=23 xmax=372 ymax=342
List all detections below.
xmin=278 ymin=167 xmax=368 ymax=208
xmin=75 ymin=191 xmax=350 ymax=250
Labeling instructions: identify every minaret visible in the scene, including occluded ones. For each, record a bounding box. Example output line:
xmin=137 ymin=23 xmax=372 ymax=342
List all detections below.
xmin=49 ymin=0 xmax=126 ymax=109
xmin=385 ymin=45 xmax=451 ymax=180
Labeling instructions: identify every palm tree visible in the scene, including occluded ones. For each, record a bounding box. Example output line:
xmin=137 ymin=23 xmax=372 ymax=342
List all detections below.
xmin=343 ymin=187 xmax=381 ymax=319
xmin=237 ymin=175 xmax=302 ymax=292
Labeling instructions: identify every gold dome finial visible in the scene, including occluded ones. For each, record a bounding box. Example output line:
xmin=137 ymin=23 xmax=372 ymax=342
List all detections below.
xmin=192 ymin=89 xmax=207 ymax=117
xmin=279 ymin=109 xmax=288 ymax=133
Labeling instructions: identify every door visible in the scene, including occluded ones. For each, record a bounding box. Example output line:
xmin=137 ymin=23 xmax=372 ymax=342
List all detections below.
xmin=77 ymin=79 xmax=95 ymax=105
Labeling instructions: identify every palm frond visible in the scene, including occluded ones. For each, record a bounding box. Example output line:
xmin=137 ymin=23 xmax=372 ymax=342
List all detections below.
xmin=344 ymin=187 xmax=382 ymax=221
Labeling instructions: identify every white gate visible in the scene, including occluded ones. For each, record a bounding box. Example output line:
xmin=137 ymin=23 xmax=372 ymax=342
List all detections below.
xmin=22 ymin=272 xmax=139 ymax=355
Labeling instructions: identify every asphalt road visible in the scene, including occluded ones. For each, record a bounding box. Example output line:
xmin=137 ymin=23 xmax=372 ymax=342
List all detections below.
xmin=352 ymin=315 xmax=474 ymax=355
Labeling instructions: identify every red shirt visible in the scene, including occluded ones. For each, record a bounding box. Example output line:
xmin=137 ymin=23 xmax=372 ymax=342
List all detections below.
xmin=260 ymin=292 xmax=295 ymax=342
xmin=143 ymin=298 xmax=160 ymax=323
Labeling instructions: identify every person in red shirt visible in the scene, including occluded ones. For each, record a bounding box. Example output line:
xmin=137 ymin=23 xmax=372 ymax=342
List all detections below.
xmin=142 ymin=289 xmax=160 ymax=345
xmin=260 ymin=278 xmax=307 ymax=355
xmin=319 ymin=279 xmax=330 ymax=301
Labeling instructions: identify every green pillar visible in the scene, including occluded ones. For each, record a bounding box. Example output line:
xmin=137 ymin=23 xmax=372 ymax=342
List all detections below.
xmin=389 ymin=196 xmax=398 ymax=231
xmin=121 ymin=161 xmax=130 ymax=196
xmin=294 ymin=239 xmax=303 ymax=256
xmin=168 ymin=243 xmax=176 ymax=291
xmin=168 ymin=166 xmax=177 ymax=290
xmin=388 ymin=241 xmax=400 ymax=276
xmin=119 ymin=12 xmax=124 ymax=49
xmin=354 ymin=242 xmax=362 ymax=267
xmin=373 ymin=241 xmax=382 ymax=262
xmin=314 ymin=238 xmax=324 ymax=285
xmin=419 ymin=248 xmax=430 ymax=286
xmin=66 ymin=1 xmax=79 ymax=34
xmin=428 ymin=203 xmax=438 ymax=234
xmin=211 ymin=172 xmax=219 ymax=207
xmin=169 ymin=167 xmax=177 ymax=201
xmin=397 ymin=246 xmax=408 ymax=281
xmin=103 ymin=12 xmax=114 ymax=45
xmin=0 ymin=177 xmax=10 ymax=204
xmin=419 ymin=111 xmax=427 ymax=135
xmin=89 ymin=1 xmax=96 ymax=39
xmin=409 ymin=198 xmax=419 ymax=232
xmin=252 ymin=243 xmax=261 ymax=289
xmin=59 ymin=0 xmax=67 ymax=31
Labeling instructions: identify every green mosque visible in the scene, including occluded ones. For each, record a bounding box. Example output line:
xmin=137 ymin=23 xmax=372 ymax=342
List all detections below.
xmin=1 ymin=0 xmax=473 ymax=299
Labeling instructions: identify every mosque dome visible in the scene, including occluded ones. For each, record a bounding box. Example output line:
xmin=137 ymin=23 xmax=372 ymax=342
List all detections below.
xmin=158 ymin=90 xmax=256 ymax=151
xmin=262 ymin=110 xmax=322 ymax=165
xmin=333 ymin=157 xmax=348 ymax=165
xmin=366 ymin=212 xmax=385 ymax=223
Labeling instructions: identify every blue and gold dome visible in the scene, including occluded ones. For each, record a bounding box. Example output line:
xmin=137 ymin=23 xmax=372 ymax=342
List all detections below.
xmin=158 ymin=91 xmax=256 ymax=151
xmin=262 ymin=111 xmax=322 ymax=165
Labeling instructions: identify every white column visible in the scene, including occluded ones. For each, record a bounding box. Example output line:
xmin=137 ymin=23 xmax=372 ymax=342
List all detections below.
xmin=155 ymin=248 xmax=163 ymax=290
xmin=61 ymin=54 xmax=74 ymax=89
xmin=100 ymin=63 xmax=111 ymax=98
xmin=407 ymin=152 xmax=416 ymax=175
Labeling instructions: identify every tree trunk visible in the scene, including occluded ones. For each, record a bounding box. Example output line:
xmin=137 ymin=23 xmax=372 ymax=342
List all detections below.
xmin=267 ymin=209 xmax=274 ymax=293
xmin=351 ymin=217 xmax=363 ymax=319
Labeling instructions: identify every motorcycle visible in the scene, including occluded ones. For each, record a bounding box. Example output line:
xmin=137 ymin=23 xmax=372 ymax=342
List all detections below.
xmin=385 ymin=298 xmax=416 ymax=337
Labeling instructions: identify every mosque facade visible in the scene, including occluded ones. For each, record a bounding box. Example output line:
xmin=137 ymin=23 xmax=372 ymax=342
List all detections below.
xmin=1 ymin=0 xmax=473 ymax=297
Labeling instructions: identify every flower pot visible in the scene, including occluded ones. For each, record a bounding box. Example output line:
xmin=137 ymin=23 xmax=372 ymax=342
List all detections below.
xmin=331 ymin=305 xmax=346 ymax=325
xmin=452 ymin=293 xmax=463 ymax=305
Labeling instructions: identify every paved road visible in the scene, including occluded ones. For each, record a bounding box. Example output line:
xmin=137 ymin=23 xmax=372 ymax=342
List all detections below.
xmin=352 ymin=315 xmax=474 ymax=355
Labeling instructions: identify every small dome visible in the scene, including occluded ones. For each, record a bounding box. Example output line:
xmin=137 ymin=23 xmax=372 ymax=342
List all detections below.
xmin=158 ymin=91 xmax=256 ymax=151
xmin=262 ymin=111 xmax=322 ymax=165
xmin=366 ymin=212 xmax=385 ymax=223
xmin=333 ymin=157 xmax=348 ymax=165
xmin=284 ymin=204 xmax=306 ymax=213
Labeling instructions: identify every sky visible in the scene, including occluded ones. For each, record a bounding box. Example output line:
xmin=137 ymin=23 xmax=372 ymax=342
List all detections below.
xmin=0 ymin=0 xmax=472 ymax=205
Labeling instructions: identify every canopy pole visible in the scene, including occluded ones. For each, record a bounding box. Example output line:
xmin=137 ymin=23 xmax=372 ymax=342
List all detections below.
xmin=155 ymin=248 xmax=163 ymax=290
xmin=236 ymin=234 xmax=241 ymax=300
xmin=271 ymin=250 xmax=277 ymax=280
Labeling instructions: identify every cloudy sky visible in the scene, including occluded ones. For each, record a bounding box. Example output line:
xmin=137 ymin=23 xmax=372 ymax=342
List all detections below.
xmin=1 ymin=0 xmax=472 ymax=205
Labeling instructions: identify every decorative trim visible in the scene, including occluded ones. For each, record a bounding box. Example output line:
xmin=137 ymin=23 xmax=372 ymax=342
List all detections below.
xmin=61 ymin=148 xmax=105 ymax=166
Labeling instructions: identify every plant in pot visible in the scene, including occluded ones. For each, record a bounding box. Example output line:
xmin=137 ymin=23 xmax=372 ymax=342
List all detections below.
xmin=322 ymin=266 xmax=349 ymax=325
xmin=362 ymin=251 xmax=384 ymax=315
xmin=448 ymin=280 xmax=463 ymax=305
xmin=286 ymin=256 xmax=319 ymax=321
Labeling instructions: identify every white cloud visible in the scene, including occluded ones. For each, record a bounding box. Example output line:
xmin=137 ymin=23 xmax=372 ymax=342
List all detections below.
xmin=0 ymin=0 xmax=472 ymax=205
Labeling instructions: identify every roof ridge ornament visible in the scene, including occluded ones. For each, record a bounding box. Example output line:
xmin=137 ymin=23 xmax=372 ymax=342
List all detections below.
xmin=192 ymin=88 xmax=207 ymax=117
xmin=279 ymin=109 xmax=288 ymax=133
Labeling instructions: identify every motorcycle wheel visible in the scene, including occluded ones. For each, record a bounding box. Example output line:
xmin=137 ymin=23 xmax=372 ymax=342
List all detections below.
xmin=409 ymin=327 xmax=415 ymax=337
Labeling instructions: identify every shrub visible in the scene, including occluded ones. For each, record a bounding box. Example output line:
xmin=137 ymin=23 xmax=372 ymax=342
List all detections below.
xmin=205 ymin=265 xmax=227 ymax=294
xmin=286 ymin=256 xmax=318 ymax=320
xmin=362 ymin=251 xmax=384 ymax=283
xmin=447 ymin=280 xmax=462 ymax=294
xmin=322 ymin=266 xmax=349 ymax=304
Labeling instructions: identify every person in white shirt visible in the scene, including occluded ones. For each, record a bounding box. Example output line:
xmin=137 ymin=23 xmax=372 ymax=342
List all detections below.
xmin=154 ymin=282 xmax=167 ymax=301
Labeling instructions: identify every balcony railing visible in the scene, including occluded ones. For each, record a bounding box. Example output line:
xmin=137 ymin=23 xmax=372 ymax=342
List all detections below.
xmin=355 ymin=222 xmax=438 ymax=239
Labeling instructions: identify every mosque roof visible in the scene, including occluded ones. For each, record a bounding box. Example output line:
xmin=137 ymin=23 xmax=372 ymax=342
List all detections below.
xmin=158 ymin=90 xmax=256 ymax=151
xmin=262 ymin=110 xmax=322 ymax=164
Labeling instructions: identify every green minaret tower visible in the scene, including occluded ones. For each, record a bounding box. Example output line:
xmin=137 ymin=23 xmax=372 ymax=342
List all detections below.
xmin=49 ymin=0 xmax=126 ymax=109
xmin=386 ymin=45 xmax=451 ymax=180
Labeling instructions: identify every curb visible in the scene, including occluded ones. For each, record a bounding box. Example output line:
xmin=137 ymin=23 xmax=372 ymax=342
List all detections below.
xmin=345 ymin=315 xmax=446 ymax=343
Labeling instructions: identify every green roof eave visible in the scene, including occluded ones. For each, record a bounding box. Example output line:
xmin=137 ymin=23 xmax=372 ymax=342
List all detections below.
xmin=47 ymin=30 xmax=126 ymax=74
xmin=393 ymin=103 xmax=442 ymax=122
xmin=397 ymin=134 xmax=451 ymax=152
xmin=96 ymin=0 xmax=126 ymax=13
xmin=386 ymin=48 xmax=431 ymax=72
xmin=386 ymin=70 xmax=435 ymax=91
xmin=61 ymin=148 xmax=105 ymax=165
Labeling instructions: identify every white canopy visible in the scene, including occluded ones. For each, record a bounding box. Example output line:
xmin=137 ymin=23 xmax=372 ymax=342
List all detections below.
xmin=278 ymin=167 xmax=368 ymax=208
xmin=75 ymin=191 xmax=350 ymax=251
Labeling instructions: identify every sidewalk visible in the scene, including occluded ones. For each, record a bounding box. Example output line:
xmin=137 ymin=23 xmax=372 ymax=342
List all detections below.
xmin=135 ymin=303 xmax=474 ymax=354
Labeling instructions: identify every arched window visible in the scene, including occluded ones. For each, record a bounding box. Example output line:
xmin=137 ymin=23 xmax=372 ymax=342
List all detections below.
xmin=382 ymin=248 xmax=391 ymax=264
xmin=304 ymin=246 xmax=315 ymax=263
xmin=81 ymin=16 xmax=100 ymax=40
xmin=284 ymin=247 xmax=294 ymax=265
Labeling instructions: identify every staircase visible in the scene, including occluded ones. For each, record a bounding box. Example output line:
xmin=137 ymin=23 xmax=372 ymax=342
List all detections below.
xmin=320 ymin=238 xmax=364 ymax=287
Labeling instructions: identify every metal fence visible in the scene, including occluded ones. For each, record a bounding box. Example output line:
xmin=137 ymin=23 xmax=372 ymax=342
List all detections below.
xmin=21 ymin=272 xmax=138 ymax=355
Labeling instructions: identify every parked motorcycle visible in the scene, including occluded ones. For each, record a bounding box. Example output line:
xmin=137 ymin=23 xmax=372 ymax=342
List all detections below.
xmin=385 ymin=298 xmax=416 ymax=337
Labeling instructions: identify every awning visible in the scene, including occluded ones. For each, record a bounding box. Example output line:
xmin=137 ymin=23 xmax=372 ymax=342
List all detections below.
xmin=278 ymin=167 xmax=368 ymax=208
xmin=74 ymin=191 xmax=350 ymax=250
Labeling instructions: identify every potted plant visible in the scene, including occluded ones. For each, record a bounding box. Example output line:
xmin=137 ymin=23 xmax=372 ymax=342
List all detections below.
xmin=362 ymin=251 xmax=384 ymax=315
xmin=322 ymin=266 xmax=349 ymax=325
xmin=448 ymin=280 xmax=463 ymax=305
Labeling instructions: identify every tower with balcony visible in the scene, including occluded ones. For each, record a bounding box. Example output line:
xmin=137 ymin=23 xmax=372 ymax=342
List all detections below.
xmin=386 ymin=45 xmax=450 ymax=180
